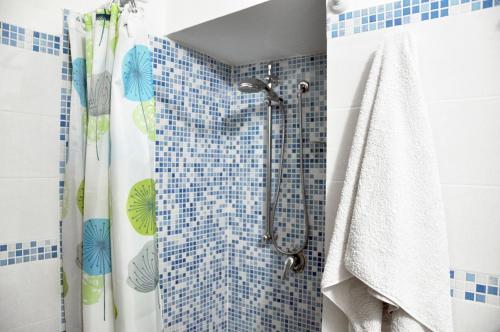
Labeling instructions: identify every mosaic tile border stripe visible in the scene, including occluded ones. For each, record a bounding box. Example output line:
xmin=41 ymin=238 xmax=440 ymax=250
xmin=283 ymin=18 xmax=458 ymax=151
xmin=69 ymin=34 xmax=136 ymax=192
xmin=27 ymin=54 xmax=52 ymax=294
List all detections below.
xmin=327 ymin=0 xmax=500 ymax=38
xmin=450 ymin=268 xmax=500 ymax=306
xmin=0 ymin=21 xmax=61 ymax=55
xmin=0 ymin=239 xmax=59 ymax=266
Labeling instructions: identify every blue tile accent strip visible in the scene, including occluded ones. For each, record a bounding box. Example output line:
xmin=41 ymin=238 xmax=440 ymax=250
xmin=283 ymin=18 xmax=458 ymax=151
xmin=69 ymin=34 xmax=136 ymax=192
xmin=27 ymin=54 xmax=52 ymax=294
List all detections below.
xmin=0 ymin=21 xmax=60 ymax=55
xmin=327 ymin=0 xmax=500 ymax=38
xmin=0 ymin=240 xmax=59 ymax=266
xmin=450 ymin=269 xmax=500 ymax=306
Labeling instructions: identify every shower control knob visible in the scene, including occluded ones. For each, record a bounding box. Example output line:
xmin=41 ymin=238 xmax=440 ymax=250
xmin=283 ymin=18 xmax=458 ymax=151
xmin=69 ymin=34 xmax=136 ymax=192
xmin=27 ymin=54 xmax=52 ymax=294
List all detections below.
xmin=281 ymin=252 xmax=306 ymax=280
xmin=282 ymin=256 xmax=296 ymax=280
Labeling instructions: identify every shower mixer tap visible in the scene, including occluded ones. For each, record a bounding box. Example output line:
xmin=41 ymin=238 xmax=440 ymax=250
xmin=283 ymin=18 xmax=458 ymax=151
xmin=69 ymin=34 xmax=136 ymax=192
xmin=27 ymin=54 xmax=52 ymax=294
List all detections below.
xmin=282 ymin=252 xmax=306 ymax=280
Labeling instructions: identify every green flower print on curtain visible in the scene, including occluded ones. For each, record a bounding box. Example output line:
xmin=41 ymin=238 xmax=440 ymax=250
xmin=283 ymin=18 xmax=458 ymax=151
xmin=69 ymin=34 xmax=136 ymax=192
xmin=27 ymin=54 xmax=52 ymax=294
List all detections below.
xmin=83 ymin=13 xmax=93 ymax=79
xmin=62 ymin=269 xmax=69 ymax=297
xmin=83 ymin=275 xmax=104 ymax=305
xmin=77 ymin=180 xmax=85 ymax=216
xmin=132 ymin=99 xmax=156 ymax=141
xmin=126 ymin=179 xmax=156 ymax=235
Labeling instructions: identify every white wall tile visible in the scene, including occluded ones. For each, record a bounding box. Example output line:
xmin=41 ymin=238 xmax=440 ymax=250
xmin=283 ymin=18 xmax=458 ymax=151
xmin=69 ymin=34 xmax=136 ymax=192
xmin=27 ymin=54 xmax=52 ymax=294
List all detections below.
xmin=327 ymin=36 xmax=378 ymax=109
xmin=327 ymin=7 xmax=500 ymax=109
xmin=429 ymin=97 xmax=500 ymax=186
xmin=415 ymin=8 xmax=500 ymax=102
xmin=0 ymin=0 xmax=166 ymax=36
xmin=0 ymin=260 xmax=61 ymax=331
xmin=0 ymin=178 xmax=59 ymax=243
xmin=452 ymin=299 xmax=500 ymax=332
xmin=443 ymin=184 xmax=500 ymax=274
xmin=0 ymin=46 xmax=60 ymax=117
xmin=9 ymin=318 xmax=60 ymax=332
xmin=0 ymin=111 xmax=59 ymax=178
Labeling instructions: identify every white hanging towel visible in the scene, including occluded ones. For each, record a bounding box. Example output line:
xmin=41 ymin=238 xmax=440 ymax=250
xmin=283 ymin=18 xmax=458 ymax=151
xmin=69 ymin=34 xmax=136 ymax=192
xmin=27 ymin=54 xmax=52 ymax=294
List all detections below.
xmin=321 ymin=32 xmax=453 ymax=332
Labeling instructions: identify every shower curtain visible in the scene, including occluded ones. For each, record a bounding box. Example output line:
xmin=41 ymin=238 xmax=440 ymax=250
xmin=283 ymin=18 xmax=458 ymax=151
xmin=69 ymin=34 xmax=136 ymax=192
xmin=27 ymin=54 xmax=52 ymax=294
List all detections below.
xmin=62 ymin=3 xmax=161 ymax=332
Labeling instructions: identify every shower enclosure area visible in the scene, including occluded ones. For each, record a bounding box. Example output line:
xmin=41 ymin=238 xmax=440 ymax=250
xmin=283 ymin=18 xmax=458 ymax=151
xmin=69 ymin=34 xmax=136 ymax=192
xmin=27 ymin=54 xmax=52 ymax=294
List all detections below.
xmin=155 ymin=42 xmax=327 ymax=330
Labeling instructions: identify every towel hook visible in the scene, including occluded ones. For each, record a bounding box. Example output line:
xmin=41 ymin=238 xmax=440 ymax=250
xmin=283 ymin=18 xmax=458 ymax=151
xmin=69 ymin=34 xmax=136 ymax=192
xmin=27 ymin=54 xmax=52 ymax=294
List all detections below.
xmin=327 ymin=0 xmax=347 ymax=13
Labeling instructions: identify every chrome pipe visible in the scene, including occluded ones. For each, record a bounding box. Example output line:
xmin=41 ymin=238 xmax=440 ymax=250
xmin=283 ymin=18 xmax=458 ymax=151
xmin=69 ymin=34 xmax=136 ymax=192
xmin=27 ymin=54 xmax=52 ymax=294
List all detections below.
xmin=264 ymin=97 xmax=272 ymax=242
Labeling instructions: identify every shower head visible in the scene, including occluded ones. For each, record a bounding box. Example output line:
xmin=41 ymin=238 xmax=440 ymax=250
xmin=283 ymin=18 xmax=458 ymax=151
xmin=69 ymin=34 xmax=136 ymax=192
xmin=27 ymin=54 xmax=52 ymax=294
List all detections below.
xmin=238 ymin=78 xmax=268 ymax=93
xmin=238 ymin=77 xmax=281 ymax=102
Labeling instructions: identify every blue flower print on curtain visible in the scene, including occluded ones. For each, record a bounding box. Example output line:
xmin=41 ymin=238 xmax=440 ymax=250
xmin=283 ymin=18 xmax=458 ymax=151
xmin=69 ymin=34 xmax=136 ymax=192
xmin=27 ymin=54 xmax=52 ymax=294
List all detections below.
xmin=72 ymin=58 xmax=87 ymax=107
xmin=122 ymin=45 xmax=153 ymax=102
xmin=83 ymin=218 xmax=112 ymax=275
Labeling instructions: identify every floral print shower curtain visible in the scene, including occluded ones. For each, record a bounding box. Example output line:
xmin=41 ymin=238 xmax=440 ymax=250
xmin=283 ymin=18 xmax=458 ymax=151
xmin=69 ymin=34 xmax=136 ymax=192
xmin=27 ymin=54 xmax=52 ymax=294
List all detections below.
xmin=62 ymin=4 xmax=161 ymax=332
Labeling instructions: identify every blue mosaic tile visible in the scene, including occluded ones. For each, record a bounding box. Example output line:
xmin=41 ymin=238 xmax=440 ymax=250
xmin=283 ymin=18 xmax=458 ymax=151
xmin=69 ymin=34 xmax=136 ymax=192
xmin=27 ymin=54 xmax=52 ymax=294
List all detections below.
xmin=229 ymin=54 xmax=326 ymax=331
xmin=450 ymin=269 xmax=500 ymax=306
xmin=327 ymin=0 xmax=498 ymax=38
xmin=150 ymin=36 xmax=231 ymax=331
xmin=0 ymin=20 xmax=60 ymax=55
xmin=0 ymin=240 xmax=58 ymax=266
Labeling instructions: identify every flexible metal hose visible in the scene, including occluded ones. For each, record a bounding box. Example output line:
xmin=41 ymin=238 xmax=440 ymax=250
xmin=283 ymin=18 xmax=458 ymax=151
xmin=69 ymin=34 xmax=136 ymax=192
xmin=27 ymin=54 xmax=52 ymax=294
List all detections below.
xmin=269 ymin=96 xmax=310 ymax=256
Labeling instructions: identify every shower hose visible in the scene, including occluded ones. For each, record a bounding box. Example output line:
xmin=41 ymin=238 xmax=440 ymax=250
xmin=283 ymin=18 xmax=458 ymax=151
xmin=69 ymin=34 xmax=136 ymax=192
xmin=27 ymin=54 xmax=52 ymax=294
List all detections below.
xmin=268 ymin=93 xmax=310 ymax=256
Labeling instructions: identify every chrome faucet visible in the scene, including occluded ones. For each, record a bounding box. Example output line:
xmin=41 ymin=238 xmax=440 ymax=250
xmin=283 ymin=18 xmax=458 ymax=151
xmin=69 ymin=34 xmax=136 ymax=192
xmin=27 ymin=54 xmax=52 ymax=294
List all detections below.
xmin=282 ymin=256 xmax=296 ymax=280
xmin=281 ymin=252 xmax=306 ymax=280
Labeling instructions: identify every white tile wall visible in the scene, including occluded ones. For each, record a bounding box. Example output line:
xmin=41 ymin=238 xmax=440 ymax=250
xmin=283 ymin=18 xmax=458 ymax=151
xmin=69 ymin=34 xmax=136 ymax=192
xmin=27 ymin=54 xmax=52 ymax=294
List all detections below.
xmin=327 ymin=8 xmax=500 ymax=109
xmin=0 ymin=260 xmax=61 ymax=331
xmin=0 ymin=0 xmax=166 ymax=36
xmin=429 ymin=98 xmax=500 ymax=186
xmin=443 ymin=184 xmax=500 ymax=274
xmin=0 ymin=111 xmax=59 ymax=178
xmin=0 ymin=43 xmax=61 ymax=330
xmin=0 ymin=46 xmax=61 ymax=116
xmin=452 ymin=299 xmax=500 ymax=332
xmin=0 ymin=178 xmax=59 ymax=243
xmin=324 ymin=4 xmax=500 ymax=331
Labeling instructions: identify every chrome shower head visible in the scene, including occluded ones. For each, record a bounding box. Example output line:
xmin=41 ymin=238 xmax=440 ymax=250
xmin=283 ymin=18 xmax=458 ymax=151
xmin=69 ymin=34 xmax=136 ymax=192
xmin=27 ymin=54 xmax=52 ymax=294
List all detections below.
xmin=238 ymin=77 xmax=281 ymax=102
xmin=238 ymin=78 xmax=269 ymax=93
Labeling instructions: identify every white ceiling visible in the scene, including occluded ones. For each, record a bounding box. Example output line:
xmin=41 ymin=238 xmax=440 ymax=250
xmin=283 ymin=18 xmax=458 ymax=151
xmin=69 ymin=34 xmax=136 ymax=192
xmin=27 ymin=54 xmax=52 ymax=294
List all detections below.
xmin=167 ymin=0 xmax=327 ymax=65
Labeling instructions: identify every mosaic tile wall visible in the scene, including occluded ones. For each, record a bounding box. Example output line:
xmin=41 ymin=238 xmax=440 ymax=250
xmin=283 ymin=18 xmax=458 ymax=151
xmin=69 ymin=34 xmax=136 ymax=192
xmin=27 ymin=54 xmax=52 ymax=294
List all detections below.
xmin=227 ymin=55 xmax=327 ymax=331
xmin=151 ymin=37 xmax=232 ymax=331
xmin=327 ymin=0 xmax=500 ymax=38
